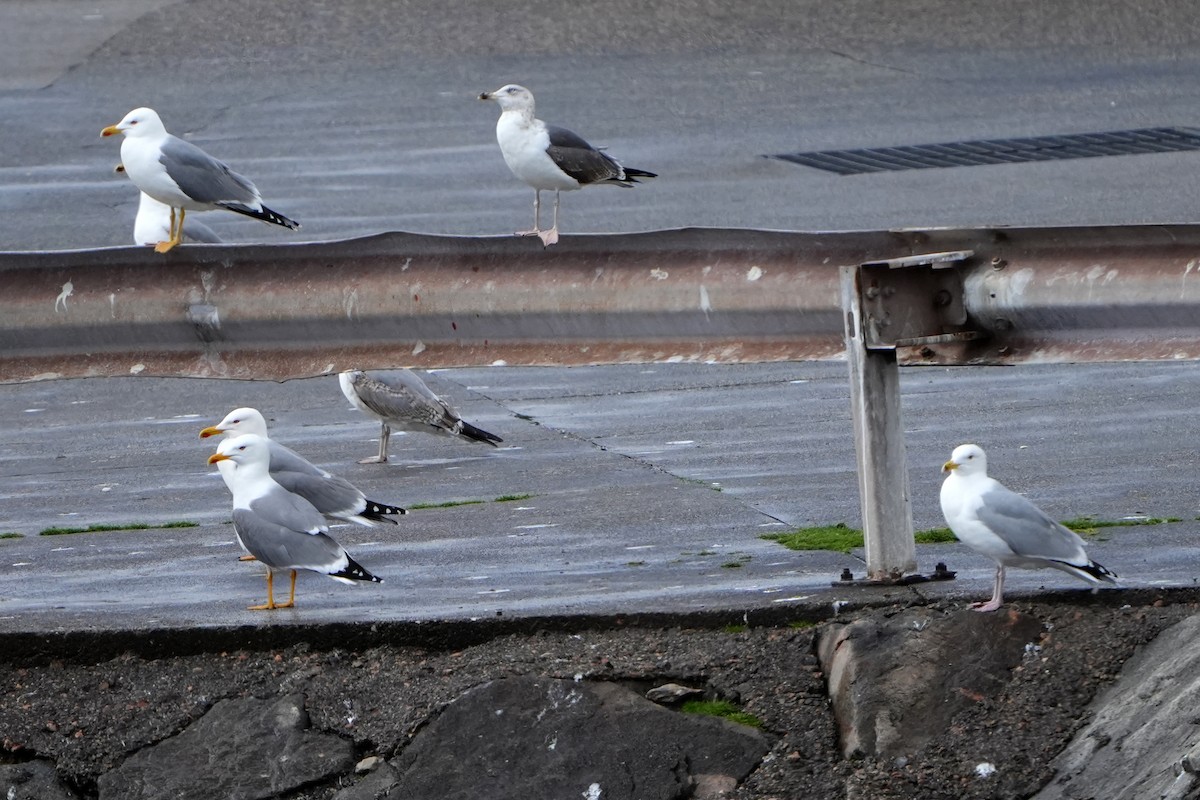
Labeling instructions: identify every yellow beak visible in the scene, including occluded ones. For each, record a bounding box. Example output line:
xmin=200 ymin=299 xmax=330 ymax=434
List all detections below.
xmin=199 ymin=426 xmax=223 ymax=439
xmin=101 ymin=125 xmax=121 ymax=137
xmin=208 ymin=452 xmax=231 ymax=465
xmin=942 ymin=459 xmax=959 ymax=474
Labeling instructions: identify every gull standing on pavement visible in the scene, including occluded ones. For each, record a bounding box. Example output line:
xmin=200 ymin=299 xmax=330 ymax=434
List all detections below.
xmin=940 ymin=443 xmax=1117 ymax=612
xmin=208 ymin=434 xmax=382 ymax=610
xmin=339 ymin=369 xmax=503 ymax=463
xmin=201 ymin=407 xmax=406 ymax=526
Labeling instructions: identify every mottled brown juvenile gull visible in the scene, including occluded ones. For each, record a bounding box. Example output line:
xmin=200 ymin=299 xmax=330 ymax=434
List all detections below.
xmin=479 ymin=84 xmax=656 ymax=246
xmin=101 ymin=107 xmax=298 ymax=253
xmin=200 ymin=407 xmax=406 ymax=525
xmin=208 ymin=433 xmax=382 ymax=610
xmin=339 ymin=369 xmax=503 ymax=464
xmin=940 ymin=443 xmax=1117 ymax=612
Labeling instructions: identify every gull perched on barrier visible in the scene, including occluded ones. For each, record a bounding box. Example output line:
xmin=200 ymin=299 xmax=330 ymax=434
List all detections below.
xmin=479 ymin=84 xmax=656 ymax=246
xmin=102 ymin=107 xmax=299 ymax=253
xmin=208 ymin=434 xmax=382 ymax=610
xmin=339 ymin=369 xmax=503 ymax=464
xmin=200 ymin=407 xmax=406 ymax=526
xmin=940 ymin=443 xmax=1117 ymax=612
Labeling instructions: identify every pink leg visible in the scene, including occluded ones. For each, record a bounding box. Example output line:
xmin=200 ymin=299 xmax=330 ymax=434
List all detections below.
xmin=516 ymin=191 xmax=542 ymax=237
xmin=971 ymin=565 xmax=1005 ymax=612
xmin=538 ymin=191 xmax=560 ymax=246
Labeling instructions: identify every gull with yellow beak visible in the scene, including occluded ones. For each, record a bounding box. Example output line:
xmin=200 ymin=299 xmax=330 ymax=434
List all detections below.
xmin=939 ymin=443 xmax=1116 ymax=612
xmin=208 ymin=433 xmax=382 ymax=610
xmin=102 ymin=107 xmax=299 ymax=253
xmin=201 ymin=407 xmax=406 ymax=526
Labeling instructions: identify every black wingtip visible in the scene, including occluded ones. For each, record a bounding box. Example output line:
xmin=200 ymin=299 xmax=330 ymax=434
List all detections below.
xmin=222 ymin=202 xmax=301 ymax=230
xmin=462 ymin=421 xmax=503 ymax=446
xmin=360 ymin=501 xmax=408 ymax=520
xmin=623 ymin=167 xmax=657 ymax=180
xmin=336 ymin=555 xmax=382 ymax=583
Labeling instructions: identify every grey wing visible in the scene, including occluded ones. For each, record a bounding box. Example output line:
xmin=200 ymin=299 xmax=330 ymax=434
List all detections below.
xmin=545 ymin=125 xmax=625 ymax=185
xmin=272 ymin=471 xmax=366 ymax=518
xmin=354 ymin=370 xmax=460 ymax=430
xmin=975 ymin=486 xmax=1089 ymax=563
xmin=160 ymin=135 xmax=260 ymax=206
xmin=268 ymin=441 xmax=327 ymax=478
xmin=232 ymin=507 xmax=348 ymax=573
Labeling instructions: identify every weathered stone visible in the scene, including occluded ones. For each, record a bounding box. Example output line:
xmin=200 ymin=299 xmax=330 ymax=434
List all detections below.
xmin=96 ymin=693 xmax=354 ymax=800
xmin=816 ymin=607 xmax=1043 ymax=758
xmin=1034 ymin=614 xmax=1200 ymax=800
xmin=355 ymin=756 xmax=384 ymax=774
xmin=645 ymin=682 xmax=704 ymax=705
xmin=385 ymin=677 xmax=770 ymax=800
xmin=334 ymin=761 xmax=400 ymax=800
xmin=0 ymin=761 xmax=79 ymax=800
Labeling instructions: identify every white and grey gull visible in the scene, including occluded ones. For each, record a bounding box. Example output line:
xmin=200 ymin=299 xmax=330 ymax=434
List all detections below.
xmin=102 ymin=107 xmax=298 ymax=253
xmin=939 ymin=443 xmax=1117 ymax=612
xmin=479 ymin=84 xmax=655 ymax=246
xmin=339 ymin=369 xmax=503 ymax=464
xmin=208 ymin=433 xmax=382 ymax=611
xmin=200 ymin=407 xmax=406 ymax=525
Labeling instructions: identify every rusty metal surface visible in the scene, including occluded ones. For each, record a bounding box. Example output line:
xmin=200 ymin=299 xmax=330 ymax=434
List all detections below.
xmin=4 ymin=225 xmax=1200 ymax=382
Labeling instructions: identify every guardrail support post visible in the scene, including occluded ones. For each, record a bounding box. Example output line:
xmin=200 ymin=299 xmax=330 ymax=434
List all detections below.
xmin=841 ymin=265 xmax=916 ymax=581
xmin=839 ymin=250 xmax=975 ymax=583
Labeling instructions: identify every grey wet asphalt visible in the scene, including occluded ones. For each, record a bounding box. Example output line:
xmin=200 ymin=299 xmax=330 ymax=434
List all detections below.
xmin=3 ymin=1 xmax=1200 ymax=249
xmin=2 ymin=362 xmax=1199 ymax=633
xmin=2 ymin=1 xmax=1200 ymax=633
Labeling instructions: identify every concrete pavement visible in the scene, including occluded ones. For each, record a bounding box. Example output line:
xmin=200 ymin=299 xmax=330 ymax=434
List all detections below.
xmin=2 ymin=361 xmax=1198 ymax=634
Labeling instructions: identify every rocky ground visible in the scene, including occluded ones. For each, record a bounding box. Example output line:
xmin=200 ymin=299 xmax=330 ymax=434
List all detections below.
xmin=1 ymin=590 xmax=1194 ymax=800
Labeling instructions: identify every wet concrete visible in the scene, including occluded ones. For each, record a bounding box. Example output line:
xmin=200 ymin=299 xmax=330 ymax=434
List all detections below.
xmin=2 ymin=1 xmax=1200 ymax=249
xmin=2 ymin=361 xmax=1199 ymax=641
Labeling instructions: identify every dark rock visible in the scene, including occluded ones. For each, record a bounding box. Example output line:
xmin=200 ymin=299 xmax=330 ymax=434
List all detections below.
xmin=385 ymin=676 xmax=770 ymax=800
xmin=816 ymin=607 xmax=1043 ymax=758
xmin=96 ymin=693 xmax=354 ymax=800
xmin=0 ymin=761 xmax=79 ymax=800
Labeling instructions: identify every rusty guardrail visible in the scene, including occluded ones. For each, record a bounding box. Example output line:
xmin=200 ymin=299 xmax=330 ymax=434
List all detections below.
xmin=4 ymin=225 xmax=1200 ymax=384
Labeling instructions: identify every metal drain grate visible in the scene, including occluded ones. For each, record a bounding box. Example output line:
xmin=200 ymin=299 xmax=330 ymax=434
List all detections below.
xmin=767 ymin=127 xmax=1200 ymax=176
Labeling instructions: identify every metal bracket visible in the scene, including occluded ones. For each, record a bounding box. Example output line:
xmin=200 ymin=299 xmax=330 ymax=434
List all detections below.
xmin=857 ymin=250 xmax=979 ymax=349
xmin=832 ymin=562 xmax=957 ymax=588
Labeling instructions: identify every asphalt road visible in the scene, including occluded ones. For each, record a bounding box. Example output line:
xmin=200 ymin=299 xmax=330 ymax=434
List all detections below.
xmin=2 ymin=1 xmax=1200 ymax=250
xmin=2 ymin=362 xmax=1199 ymax=633
xmin=2 ymin=2 xmax=1200 ymax=634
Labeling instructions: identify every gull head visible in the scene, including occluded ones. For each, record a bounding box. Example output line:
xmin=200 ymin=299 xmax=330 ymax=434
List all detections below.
xmin=102 ymin=107 xmax=167 ymax=139
xmin=207 ymin=432 xmax=271 ymax=473
xmin=200 ymin=407 xmax=269 ymax=439
xmin=479 ymin=84 xmax=535 ymax=113
xmin=943 ymin=443 xmax=988 ymax=476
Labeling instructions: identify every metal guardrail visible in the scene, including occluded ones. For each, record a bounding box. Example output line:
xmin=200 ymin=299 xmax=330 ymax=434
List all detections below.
xmin=4 ymin=225 xmax=1199 ymax=383
xmin=4 ymin=225 xmax=1200 ymax=580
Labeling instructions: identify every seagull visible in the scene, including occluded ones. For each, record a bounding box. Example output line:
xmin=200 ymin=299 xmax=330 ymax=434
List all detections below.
xmin=135 ymin=191 xmax=222 ymax=247
xmin=114 ymin=164 xmax=222 ymax=246
xmin=339 ymin=369 xmax=503 ymax=464
xmin=200 ymin=407 xmax=407 ymax=525
xmin=940 ymin=443 xmax=1117 ymax=612
xmin=208 ymin=433 xmax=382 ymax=610
xmin=101 ymin=107 xmax=299 ymax=253
xmin=479 ymin=84 xmax=656 ymax=246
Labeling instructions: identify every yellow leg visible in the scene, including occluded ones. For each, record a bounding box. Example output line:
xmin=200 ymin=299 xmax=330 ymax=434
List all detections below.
xmin=238 ymin=554 xmax=258 ymax=562
xmin=154 ymin=207 xmax=184 ymax=253
xmin=248 ymin=569 xmax=278 ymax=610
xmin=278 ymin=570 xmax=297 ymax=609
